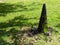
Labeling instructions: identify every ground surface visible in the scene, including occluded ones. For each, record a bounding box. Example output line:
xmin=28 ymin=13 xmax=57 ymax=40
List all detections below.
xmin=0 ymin=0 xmax=60 ymax=45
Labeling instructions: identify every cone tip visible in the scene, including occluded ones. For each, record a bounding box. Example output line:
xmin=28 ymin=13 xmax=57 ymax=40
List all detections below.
xmin=43 ymin=3 xmax=46 ymax=5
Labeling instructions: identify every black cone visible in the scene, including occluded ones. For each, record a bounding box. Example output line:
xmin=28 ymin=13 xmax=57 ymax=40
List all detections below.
xmin=37 ymin=4 xmax=47 ymax=33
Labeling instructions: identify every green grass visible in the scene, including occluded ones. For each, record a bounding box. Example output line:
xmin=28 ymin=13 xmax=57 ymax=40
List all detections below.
xmin=0 ymin=0 xmax=60 ymax=45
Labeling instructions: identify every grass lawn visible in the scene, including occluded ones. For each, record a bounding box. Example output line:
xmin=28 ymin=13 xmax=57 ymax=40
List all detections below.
xmin=0 ymin=0 xmax=60 ymax=45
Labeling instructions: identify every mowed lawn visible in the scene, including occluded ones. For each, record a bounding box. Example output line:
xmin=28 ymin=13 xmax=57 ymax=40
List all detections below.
xmin=0 ymin=0 xmax=60 ymax=45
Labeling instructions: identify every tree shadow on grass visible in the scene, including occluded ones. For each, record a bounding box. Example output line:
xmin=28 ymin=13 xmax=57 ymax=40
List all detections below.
xmin=0 ymin=28 xmax=19 ymax=45
xmin=0 ymin=38 xmax=13 ymax=45
xmin=0 ymin=15 xmax=38 ymax=28
xmin=0 ymin=27 xmax=40 ymax=45
xmin=0 ymin=15 xmax=38 ymax=45
xmin=0 ymin=3 xmax=27 ymax=16
xmin=54 ymin=24 xmax=60 ymax=33
xmin=0 ymin=2 xmax=41 ymax=16
xmin=0 ymin=2 xmax=42 ymax=45
xmin=55 ymin=24 xmax=60 ymax=28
